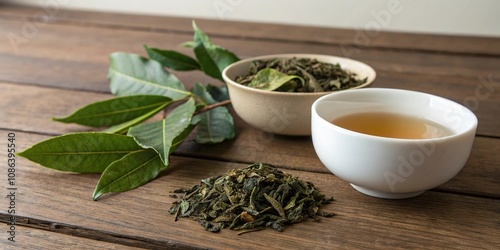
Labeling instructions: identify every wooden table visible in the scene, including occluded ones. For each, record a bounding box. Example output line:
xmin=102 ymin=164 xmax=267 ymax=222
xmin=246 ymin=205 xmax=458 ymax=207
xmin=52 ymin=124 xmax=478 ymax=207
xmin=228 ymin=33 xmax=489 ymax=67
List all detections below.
xmin=0 ymin=4 xmax=499 ymax=249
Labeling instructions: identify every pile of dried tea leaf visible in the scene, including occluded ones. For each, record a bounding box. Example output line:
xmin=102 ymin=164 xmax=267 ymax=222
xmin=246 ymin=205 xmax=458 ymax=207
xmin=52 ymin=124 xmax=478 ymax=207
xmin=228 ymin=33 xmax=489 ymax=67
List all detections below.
xmin=235 ymin=57 xmax=367 ymax=92
xmin=169 ymin=163 xmax=334 ymax=234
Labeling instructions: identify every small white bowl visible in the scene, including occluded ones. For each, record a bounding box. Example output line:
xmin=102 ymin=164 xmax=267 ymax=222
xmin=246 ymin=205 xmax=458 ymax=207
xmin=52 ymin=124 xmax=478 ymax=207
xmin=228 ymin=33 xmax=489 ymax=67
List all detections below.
xmin=311 ymin=88 xmax=477 ymax=199
xmin=222 ymin=54 xmax=376 ymax=136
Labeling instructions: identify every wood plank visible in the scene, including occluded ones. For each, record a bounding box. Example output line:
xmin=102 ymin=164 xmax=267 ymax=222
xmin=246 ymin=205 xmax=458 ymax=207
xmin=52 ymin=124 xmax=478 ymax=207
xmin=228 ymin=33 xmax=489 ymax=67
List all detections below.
xmin=0 ymin=131 xmax=499 ymax=249
xmin=0 ymin=19 xmax=498 ymax=135
xmin=0 ymin=225 xmax=144 ymax=250
xmin=1 ymin=80 xmax=498 ymax=198
xmin=0 ymin=82 xmax=112 ymax=134
xmin=177 ymin=130 xmax=500 ymax=199
xmin=1 ymin=3 xmax=500 ymax=56
xmin=375 ymin=71 xmax=500 ymax=137
xmin=1 ymin=5 xmax=498 ymax=249
xmin=1 ymin=19 xmax=500 ymax=94
xmin=1 ymin=75 xmax=498 ymax=138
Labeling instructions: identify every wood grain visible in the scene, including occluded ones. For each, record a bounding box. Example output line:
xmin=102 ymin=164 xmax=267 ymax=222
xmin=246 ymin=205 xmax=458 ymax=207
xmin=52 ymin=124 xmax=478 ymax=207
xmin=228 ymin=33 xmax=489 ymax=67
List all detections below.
xmin=0 ymin=4 xmax=499 ymax=249
xmin=0 ymin=225 xmax=144 ymax=250
xmin=1 ymin=4 xmax=500 ymax=56
xmin=0 ymin=82 xmax=108 ymax=134
xmin=1 ymin=19 xmax=499 ymax=92
xmin=1 ymin=84 xmax=498 ymax=198
xmin=0 ymin=131 xmax=498 ymax=249
xmin=0 ymin=19 xmax=499 ymax=138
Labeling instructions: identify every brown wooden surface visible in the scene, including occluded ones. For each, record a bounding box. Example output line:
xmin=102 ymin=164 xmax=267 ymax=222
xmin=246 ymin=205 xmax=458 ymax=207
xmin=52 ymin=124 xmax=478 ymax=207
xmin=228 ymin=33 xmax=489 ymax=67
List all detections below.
xmin=1 ymin=4 xmax=500 ymax=56
xmin=0 ymin=4 xmax=499 ymax=250
xmin=0 ymin=224 xmax=143 ymax=250
xmin=1 ymin=81 xmax=498 ymax=199
xmin=0 ymin=132 xmax=499 ymax=250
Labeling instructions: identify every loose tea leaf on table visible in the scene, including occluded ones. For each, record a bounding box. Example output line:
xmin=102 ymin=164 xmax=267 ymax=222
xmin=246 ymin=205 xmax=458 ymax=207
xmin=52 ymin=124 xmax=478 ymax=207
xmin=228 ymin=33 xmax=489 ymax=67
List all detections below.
xmin=169 ymin=163 xmax=334 ymax=234
xmin=235 ymin=57 xmax=367 ymax=92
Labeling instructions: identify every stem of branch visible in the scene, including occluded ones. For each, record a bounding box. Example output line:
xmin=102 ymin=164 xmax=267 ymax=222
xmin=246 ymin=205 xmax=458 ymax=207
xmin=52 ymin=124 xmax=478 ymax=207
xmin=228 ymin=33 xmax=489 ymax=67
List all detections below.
xmin=195 ymin=99 xmax=232 ymax=115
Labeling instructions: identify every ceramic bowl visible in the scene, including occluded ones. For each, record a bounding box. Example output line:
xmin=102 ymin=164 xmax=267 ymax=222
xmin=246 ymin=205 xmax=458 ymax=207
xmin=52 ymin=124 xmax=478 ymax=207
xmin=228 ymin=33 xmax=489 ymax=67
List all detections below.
xmin=222 ymin=54 xmax=376 ymax=136
xmin=311 ymin=88 xmax=477 ymax=199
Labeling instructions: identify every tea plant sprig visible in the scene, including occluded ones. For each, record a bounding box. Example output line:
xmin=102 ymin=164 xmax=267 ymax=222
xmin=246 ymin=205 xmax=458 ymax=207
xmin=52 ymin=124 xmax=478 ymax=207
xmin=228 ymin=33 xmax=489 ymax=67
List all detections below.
xmin=18 ymin=22 xmax=240 ymax=200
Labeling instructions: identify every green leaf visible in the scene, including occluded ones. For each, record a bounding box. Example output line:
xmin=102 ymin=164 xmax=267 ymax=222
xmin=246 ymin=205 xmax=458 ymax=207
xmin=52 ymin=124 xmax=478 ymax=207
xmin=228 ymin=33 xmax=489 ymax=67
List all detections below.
xmin=145 ymin=45 xmax=201 ymax=71
xmin=181 ymin=41 xmax=195 ymax=48
xmin=329 ymin=79 xmax=342 ymax=90
xmin=192 ymin=83 xmax=235 ymax=144
xmin=53 ymin=95 xmax=172 ymax=127
xmin=193 ymin=82 xmax=217 ymax=105
xmin=171 ymin=122 xmax=198 ymax=152
xmin=192 ymin=21 xmax=240 ymax=81
xmin=102 ymin=100 xmax=172 ymax=134
xmin=128 ymin=98 xmax=196 ymax=164
xmin=248 ymin=68 xmax=304 ymax=91
xmin=297 ymin=67 xmax=324 ymax=92
xmin=206 ymin=84 xmax=229 ymax=102
xmin=92 ymin=149 xmax=164 ymax=200
xmin=108 ymin=52 xmax=191 ymax=99
xmin=17 ymin=133 xmax=143 ymax=173
xmin=195 ymin=106 xmax=234 ymax=144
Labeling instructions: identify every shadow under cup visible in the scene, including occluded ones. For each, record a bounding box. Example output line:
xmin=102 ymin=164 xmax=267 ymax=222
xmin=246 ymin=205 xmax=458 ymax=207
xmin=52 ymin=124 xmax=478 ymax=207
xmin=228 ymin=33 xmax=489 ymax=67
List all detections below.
xmin=311 ymin=88 xmax=478 ymax=199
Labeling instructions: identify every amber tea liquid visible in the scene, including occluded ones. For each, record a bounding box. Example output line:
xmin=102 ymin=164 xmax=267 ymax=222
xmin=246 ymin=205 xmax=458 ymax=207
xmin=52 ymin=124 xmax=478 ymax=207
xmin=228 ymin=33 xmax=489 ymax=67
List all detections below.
xmin=332 ymin=112 xmax=453 ymax=139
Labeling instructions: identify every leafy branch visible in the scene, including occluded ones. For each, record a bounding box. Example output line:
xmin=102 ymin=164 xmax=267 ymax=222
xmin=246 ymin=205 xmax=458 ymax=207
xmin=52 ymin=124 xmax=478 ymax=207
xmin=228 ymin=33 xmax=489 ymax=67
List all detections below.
xmin=18 ymin=21 xmax=240 ymax=200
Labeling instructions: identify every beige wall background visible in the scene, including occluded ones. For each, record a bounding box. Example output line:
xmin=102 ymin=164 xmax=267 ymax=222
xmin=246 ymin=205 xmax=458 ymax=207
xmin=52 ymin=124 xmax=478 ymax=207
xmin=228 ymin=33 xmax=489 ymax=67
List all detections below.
xmin=3 ymin=0 xmax=500 ymax=37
